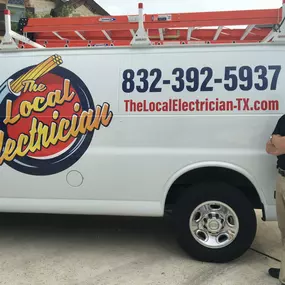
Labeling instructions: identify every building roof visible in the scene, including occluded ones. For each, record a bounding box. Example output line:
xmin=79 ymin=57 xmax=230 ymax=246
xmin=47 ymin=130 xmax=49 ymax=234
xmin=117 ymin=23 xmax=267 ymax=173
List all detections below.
xmin=83 ymin=0 xmax=108 ymax=15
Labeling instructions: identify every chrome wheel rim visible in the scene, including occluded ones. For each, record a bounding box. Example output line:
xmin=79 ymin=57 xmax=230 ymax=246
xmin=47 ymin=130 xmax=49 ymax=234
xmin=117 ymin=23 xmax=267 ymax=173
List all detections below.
xmin=189 ymin=201 xmax=239 ymax=249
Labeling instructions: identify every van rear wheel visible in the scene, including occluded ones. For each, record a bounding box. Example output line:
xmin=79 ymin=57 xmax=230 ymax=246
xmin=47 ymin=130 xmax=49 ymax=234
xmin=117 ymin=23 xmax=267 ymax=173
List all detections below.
xmin=173 ymin=182 xmax=257 ymax=263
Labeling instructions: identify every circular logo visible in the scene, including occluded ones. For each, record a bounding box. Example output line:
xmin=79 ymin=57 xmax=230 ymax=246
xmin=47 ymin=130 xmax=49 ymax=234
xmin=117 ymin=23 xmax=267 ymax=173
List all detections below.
xmin=0 ymin=55 xmax=113 ymax=175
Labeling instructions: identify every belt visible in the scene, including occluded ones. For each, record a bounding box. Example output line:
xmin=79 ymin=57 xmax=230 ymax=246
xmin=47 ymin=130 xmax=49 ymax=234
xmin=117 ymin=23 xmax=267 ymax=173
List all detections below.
xmin=279 ymin=168 xmax=285 ymax=177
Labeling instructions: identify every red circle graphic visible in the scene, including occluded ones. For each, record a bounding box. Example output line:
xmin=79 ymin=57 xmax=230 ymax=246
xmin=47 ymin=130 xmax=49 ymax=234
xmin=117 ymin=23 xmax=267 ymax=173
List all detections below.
xmin=7 ymin=73 xmax=82 ymax=158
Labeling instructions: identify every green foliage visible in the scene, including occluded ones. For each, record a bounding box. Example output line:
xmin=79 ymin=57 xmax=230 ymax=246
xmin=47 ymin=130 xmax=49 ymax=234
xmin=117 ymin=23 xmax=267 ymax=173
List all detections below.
xmin=25 ymin=11 xmax=52 ymax=18
xmin=11 ymin=21 xmax=18 ymax=32
xmin=25 ymin=10 xmax=38 ymax=18
xmin=41 ymin=13 xmax=52 ymax=18
xmin=56 ymin=5 xmax=74 ymax=17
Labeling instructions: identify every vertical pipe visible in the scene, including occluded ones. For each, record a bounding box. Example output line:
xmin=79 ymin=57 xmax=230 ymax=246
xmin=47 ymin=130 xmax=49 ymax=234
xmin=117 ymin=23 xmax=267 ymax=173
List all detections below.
xmin=283 ymin=0 xmax=285 ymax=20
xmin=138 ymin=3 xmax=144 ymax=32
xmin=130 ymin=2 xmax=151 ymax=46
xmin=4 ymin=10 xmax=11 ymax=36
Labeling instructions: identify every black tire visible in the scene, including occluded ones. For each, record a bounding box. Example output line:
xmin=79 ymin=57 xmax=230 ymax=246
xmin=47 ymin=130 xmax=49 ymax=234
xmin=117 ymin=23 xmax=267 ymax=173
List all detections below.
xmin=173 ymin=182 xmax=257 ymax=263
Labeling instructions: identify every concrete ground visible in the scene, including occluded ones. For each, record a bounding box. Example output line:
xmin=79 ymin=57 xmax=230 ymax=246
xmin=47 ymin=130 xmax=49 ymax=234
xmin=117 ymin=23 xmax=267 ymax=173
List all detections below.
xmin=0 ymin=210 xmax=281 ymax=285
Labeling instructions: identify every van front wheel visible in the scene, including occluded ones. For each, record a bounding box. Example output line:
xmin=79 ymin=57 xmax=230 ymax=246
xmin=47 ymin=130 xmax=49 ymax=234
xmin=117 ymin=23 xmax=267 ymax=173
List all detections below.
xmin=173 ymin=182 xmax=257 ymax=263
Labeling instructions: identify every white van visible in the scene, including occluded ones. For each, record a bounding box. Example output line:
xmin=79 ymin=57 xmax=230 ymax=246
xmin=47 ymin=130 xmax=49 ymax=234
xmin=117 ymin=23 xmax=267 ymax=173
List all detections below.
xmin=0 ymin=2 xmax=284 ymax=263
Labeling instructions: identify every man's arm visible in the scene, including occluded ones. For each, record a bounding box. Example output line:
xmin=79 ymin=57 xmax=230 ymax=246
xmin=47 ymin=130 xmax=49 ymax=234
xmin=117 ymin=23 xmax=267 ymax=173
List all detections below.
xmin=266 ymin=116 xmax=285 ymax=155
xmin=271 ymin=117 xmax=285 ymax=151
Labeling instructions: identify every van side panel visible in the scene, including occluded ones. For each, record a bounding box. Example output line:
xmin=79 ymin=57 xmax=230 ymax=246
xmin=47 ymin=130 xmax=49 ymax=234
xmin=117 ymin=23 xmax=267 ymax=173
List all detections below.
xmin=0 ymin=45 xmax=282 ymax=217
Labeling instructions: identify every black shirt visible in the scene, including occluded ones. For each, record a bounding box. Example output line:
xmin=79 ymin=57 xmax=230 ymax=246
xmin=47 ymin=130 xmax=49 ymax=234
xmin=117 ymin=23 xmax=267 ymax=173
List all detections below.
xmin=272 ymin=115 xmax=285 ymax=169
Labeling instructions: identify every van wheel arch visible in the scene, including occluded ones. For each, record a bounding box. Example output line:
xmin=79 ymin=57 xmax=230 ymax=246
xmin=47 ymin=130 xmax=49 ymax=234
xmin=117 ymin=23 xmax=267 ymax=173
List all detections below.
xmin=165 ymin=166 xmax=263 ymax=212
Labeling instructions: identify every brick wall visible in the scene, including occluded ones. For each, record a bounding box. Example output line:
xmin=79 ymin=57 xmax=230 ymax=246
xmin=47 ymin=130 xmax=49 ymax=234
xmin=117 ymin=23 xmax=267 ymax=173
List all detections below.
xmin=29 ymin=0 xmax=55 ymax=16
xmin=72 ymin=5 xmax=99 ymax=17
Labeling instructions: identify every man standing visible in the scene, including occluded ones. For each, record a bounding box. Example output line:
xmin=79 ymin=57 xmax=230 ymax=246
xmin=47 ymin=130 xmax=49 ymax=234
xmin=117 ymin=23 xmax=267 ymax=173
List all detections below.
xmin=267 ymin=115 xmax=285 ymax=284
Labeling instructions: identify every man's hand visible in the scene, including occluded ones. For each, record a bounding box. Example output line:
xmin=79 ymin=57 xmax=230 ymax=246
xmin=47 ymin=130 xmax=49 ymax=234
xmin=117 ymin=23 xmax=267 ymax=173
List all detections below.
xmin=267 ymin=136 xmax=285 ymax=156
xmin=266 ymin=140 xmax=280 ymax=155
xmin=271 ymin=135 xmax=285 ymax=152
